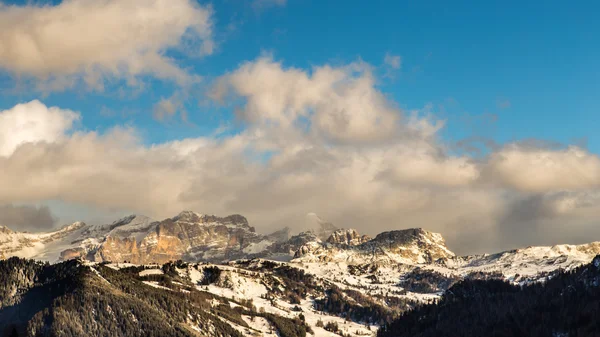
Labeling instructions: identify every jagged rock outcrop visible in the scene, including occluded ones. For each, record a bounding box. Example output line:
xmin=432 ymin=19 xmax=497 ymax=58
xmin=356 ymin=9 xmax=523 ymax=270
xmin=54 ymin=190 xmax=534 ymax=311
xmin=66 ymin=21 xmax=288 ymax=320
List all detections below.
xmin=327 ymin=229 xmax=371 ymax=246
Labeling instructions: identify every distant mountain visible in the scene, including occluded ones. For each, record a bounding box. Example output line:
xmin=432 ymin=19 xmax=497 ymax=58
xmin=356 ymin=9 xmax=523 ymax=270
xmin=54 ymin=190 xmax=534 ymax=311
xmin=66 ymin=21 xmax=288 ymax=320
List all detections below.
xmin=3 ymin=211 xmax=600 ymax=277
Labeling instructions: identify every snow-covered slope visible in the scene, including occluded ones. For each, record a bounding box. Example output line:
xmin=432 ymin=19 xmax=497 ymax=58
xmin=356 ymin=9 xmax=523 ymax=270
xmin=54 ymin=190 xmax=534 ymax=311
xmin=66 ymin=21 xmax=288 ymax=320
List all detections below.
xmin=0 ymin=215 xmax=162 ymax=262
xmin=437 ymin=242 xmax=600 ymax=282
xmin=293 ymin=228 xmax=455 ymax=265
xmin=0 ymin=221 xmax=88 ymax=261
xmin=184 ymin=260 xmax=383 ymax=336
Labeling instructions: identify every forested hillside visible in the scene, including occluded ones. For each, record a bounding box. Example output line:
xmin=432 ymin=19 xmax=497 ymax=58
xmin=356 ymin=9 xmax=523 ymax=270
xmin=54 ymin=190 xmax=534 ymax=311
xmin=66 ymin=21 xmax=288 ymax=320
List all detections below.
xmin=0 ymin=258 xmax=309 ymax=337
xmin=378 ymin=256 xmax=600 ymax=337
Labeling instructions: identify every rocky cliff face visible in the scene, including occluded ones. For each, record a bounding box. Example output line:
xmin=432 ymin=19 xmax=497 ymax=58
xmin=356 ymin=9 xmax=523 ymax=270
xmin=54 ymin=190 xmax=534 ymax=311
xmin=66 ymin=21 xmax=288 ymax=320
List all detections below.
xmin=89 ymin=211 xmax=277 ymax=264
xmin=326 ymin=228 xmax=371 ymax=246
xmin=0 ymin=212 xmax=279 ymax=264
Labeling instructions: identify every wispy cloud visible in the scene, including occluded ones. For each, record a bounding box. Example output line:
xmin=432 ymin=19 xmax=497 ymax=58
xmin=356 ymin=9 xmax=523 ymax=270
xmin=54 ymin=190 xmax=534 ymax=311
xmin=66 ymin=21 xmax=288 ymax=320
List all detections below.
xmin=153 ymin=93 xmax=187 ymax=122
xmin=384 ymin=52 xmax=402 ymax=70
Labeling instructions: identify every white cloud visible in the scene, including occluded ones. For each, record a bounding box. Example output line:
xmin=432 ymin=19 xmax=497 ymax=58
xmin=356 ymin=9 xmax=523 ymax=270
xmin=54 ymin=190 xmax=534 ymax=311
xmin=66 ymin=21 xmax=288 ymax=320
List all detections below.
xmin=483 ymin=144 xmax=600 ymax=192
xmin=0 ymin=0 xmax=213 ymax=91
xmin=380 ymin=147 xmax=479 ymax=187
xmin=0 ymin=100 xmax=79 ymax=156
xmin=212 ymin=56 xmax=424 ymax=144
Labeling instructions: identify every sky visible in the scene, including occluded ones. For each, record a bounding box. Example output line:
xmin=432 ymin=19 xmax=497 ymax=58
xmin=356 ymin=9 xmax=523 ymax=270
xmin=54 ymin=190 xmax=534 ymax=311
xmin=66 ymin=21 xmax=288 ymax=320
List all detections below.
xmin=0 ymin=0 xmax=599 ymax=254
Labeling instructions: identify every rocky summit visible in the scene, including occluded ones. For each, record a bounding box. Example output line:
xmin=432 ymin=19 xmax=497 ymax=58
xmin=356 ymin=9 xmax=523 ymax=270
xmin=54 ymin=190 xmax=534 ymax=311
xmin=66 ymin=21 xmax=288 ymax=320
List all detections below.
xmin=293 ymin=227 xmax=455 ymax=264
xmin=327 ymin=228 xmax=372 ymax=246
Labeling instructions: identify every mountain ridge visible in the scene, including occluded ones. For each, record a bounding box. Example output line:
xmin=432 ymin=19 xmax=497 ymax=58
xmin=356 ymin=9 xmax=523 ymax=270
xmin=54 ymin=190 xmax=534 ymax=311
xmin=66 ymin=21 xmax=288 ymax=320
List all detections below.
xmin=2 ymin=210 xmax=600 ymax=279
xmin=0 ymin=211 xmax=457 ymax=265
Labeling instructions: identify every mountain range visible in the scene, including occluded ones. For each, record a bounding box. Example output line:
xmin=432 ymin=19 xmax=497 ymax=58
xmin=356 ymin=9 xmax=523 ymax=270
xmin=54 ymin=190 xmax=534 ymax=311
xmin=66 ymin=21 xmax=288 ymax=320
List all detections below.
xmin=2 ymin=211 xmax=600 ymax=337
xmin=2 ymin=211 xmax=600 ymax=275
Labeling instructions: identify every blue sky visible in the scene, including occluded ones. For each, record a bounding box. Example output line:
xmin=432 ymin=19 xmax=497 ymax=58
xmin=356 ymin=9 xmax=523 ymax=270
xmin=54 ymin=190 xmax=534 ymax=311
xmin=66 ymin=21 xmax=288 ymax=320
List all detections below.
xmin=2 ymin=0 xmax=599 ymax=151
xmin=1 ymin=0 xmax=600 ymax=253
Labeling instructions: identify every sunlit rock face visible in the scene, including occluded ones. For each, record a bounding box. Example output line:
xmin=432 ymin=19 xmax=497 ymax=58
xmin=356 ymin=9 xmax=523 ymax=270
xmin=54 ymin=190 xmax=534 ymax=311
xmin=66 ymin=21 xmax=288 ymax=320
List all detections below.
xmin=92 ymin=212 xmax=269 ymax=264
xmin=0 ymin=212 xmax=453 ymax=265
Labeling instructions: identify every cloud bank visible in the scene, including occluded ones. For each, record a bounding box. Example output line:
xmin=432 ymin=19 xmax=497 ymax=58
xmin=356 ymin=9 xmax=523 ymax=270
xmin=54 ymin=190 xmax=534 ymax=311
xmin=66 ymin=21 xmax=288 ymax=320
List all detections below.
xmin=1 ymin=57 xmax=599 ymax=254
xmin=0 ymin=204 xmax=57 ymax=232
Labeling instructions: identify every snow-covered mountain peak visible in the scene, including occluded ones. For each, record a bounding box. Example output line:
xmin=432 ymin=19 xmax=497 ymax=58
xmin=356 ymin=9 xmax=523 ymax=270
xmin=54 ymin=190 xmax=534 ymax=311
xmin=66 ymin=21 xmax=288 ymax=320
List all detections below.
xmin=109 ymin=214 xmax=141 ymax=227
xmin=371 ymin=228 xmax=451 ymax=251
xmin=58 ymin=221 xmax=87 ymax=232
xmin=172 ymin=210 xmax=204 ymax=223
xmin=292 ymin=227 xmax=455 ymax=264
xmin=366 ymin=228 xmax=455 ymax=263
xmin=104 ymin=215 xmax=156 ymax=240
